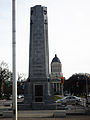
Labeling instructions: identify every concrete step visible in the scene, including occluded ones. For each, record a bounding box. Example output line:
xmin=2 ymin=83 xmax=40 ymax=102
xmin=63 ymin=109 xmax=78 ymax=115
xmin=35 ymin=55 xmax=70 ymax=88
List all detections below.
xmin=3 ymin=111 xmax=13 ymax=118
xmin=66 ymin=109 xmax=86 ymax=115
xmin=53 ymin=110 xmax=66 ymax=118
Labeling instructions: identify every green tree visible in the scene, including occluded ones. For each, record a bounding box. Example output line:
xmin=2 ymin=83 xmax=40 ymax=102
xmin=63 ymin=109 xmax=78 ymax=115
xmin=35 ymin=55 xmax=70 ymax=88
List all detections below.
xmin=66 ymin=73 xmax=90 ymax=96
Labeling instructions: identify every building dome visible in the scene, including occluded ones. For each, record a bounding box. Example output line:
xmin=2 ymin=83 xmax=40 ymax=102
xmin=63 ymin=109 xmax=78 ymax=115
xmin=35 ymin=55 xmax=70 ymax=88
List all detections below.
xmin=52 ymin=54 xmax=60 ymax=63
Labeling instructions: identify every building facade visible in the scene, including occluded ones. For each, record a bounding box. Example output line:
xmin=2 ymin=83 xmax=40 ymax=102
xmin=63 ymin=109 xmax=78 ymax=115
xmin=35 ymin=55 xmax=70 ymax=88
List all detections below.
xmin=50 ymin=54 xmax=62 ymax=94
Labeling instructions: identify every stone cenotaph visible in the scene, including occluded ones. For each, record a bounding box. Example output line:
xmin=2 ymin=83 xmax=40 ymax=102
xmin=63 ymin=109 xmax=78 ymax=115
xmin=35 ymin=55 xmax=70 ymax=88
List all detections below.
xmin=24 ymin=5 xmax=54 ymax=110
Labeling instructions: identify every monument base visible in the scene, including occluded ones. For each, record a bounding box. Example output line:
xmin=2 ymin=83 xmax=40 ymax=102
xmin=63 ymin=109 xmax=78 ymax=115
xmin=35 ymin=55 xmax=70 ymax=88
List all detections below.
xmin=19 ymin=78 xmax=55 ymax=110
xmin=18 ymin=103 xmax=56 ymax=110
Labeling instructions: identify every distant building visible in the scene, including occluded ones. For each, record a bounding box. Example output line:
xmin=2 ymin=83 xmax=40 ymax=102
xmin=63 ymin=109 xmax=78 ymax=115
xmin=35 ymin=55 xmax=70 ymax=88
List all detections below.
xmin=50 ymin=54 xmax=62 ymax=94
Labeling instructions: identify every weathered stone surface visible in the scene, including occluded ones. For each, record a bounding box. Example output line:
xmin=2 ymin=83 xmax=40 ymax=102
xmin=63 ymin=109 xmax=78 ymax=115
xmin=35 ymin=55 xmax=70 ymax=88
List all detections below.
xmin=29 ymin=5 xmax=49 ymax=79
xmin=23 ymin=5 xmax=54 ymax=110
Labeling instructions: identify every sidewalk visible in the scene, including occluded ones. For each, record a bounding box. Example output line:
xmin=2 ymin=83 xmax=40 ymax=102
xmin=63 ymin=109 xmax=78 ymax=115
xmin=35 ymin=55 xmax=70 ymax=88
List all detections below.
xmin=0 ymin=109 xmax=89 ymax=119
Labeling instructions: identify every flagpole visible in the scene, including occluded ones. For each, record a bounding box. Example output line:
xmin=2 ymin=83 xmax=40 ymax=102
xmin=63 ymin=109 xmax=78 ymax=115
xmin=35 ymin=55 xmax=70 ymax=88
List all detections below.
xmin=12 ymin=0 xmax=17 ymax=120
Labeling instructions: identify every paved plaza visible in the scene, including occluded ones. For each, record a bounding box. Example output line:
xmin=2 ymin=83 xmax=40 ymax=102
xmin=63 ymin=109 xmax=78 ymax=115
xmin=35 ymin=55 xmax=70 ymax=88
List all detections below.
xmin=0 ymin=116 xmax=90 ymax=120
xmin=0 ymin=100 xmax=90 ymax=119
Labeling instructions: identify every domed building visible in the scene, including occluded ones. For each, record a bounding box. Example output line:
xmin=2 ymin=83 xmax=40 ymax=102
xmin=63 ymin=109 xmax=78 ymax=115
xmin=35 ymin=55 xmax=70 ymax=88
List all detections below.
xmin=50 ymin=54 xmax=62 ymax=94
xmin=51 ymin=54 xmax=62 ymax=74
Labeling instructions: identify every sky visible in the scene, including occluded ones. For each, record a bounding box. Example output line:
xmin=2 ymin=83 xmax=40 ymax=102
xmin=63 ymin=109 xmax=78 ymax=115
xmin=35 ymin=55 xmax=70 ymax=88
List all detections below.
xmin=0 ymin=0 xmax=90 ymax=79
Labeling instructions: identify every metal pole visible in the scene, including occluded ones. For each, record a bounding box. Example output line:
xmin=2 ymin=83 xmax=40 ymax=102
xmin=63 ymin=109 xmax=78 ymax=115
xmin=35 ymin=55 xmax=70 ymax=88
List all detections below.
xmin=86 ymin=77 xmax=88 ymax=96
xmin=12 ymin=0 xmax=17 ymax=120
xmin=61 ymin=84 xmax=63 ymax=97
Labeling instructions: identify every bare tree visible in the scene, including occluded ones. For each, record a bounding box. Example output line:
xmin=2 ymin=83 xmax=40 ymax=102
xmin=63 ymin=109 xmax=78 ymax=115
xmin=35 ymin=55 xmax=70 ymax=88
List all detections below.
xmin=0 ymin=61 xmax=12 ymax=99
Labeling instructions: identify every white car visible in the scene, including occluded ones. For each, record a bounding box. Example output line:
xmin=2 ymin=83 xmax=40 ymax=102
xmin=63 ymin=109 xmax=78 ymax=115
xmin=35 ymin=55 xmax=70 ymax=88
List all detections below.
xmin=17 ymin=94 xmax=24 ymax=99
xmin=56 ymin=96 xmax=81 ymax=105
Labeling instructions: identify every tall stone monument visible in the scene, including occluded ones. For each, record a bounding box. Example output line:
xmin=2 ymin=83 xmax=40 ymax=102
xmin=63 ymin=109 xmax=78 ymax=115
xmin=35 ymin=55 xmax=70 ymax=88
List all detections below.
xmin=24 ymin=5 xmax=54 ymax=110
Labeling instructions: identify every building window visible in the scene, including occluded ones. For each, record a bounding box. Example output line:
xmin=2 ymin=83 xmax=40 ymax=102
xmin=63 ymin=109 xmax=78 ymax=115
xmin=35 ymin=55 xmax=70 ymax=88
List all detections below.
xmin=44 ymin=10 xmax=47 ymax=15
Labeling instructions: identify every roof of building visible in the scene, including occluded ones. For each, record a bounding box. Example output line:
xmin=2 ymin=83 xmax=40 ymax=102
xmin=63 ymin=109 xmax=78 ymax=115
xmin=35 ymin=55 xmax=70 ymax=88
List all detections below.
xmin=51 ymin=54 xmax=61 ymax=63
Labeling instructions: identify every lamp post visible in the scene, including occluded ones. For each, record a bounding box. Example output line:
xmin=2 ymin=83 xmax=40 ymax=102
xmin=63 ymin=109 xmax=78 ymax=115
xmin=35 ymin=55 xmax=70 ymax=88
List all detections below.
xmin=86 ymin=76 xmax=88 ymax=97
xmin=61 ymin=76 xmax=64 ymax=97
xmin=12 ymin=0 xmax=17 ymax=120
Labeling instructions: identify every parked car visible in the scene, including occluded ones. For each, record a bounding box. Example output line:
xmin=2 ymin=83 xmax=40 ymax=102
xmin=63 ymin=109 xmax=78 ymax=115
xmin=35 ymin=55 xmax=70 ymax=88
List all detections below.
xmin=86 ymin=95 xmax=90 ymax=107
xmin=17 ymin=94 xmax=24 ymax=99
xmin=56 ymin=96 xmax=82 ymax=105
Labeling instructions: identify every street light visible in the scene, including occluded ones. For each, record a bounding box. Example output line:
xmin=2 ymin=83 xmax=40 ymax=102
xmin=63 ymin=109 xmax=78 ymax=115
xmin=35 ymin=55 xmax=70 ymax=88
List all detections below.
xmin=61 ymin=75 xmax=64 ymax=97
xmin=12 ymin=0 xmax=17 ymax=120
xmin=86 ymin=76 xmax=88 ymax=97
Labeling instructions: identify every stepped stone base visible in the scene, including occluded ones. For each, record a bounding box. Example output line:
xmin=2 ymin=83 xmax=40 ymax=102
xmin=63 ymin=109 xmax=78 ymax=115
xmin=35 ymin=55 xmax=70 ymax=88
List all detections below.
xmin=23 ymin=80 xmax=55 ymax=110
xmin=53 ymin=110 xmax=66 ymax=118
xmin=3 ymin=111 xmax=13 ymax=118
xmin=18 ymin=103 xmax=56 ymax=110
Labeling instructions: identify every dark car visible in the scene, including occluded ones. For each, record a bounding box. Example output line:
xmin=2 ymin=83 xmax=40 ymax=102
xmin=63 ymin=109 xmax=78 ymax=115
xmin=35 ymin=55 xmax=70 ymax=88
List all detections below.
xmin=86 ymin=95 xmax=90 ymax=107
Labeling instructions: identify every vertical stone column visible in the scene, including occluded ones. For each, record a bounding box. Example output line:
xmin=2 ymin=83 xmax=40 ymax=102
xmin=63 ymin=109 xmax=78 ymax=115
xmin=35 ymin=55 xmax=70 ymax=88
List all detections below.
xmin=24 ymin=5 xmax=54 ymax=109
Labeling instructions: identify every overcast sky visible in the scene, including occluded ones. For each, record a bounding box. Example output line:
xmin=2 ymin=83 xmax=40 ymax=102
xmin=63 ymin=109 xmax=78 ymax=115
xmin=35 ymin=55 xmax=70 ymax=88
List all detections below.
xmin=0 ymin=0 xmax=90 ymax=79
